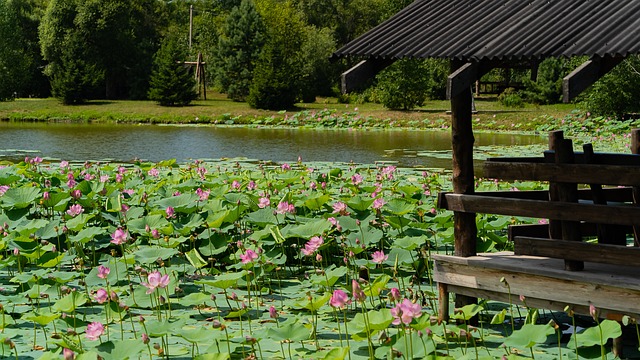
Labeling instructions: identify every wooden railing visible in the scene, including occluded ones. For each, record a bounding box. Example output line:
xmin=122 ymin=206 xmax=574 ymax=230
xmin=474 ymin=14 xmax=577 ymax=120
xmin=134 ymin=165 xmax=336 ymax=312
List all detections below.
xmin=435 ymin=129 xmax=640 ymax=355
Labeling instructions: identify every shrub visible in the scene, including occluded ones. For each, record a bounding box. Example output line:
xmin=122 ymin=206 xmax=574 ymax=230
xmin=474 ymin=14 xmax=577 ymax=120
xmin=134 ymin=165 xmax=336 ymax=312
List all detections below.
xmin=498 ymin=88 xmax=525 ymax=108
xmin=375 ymin=58 xmax=447 ymax=110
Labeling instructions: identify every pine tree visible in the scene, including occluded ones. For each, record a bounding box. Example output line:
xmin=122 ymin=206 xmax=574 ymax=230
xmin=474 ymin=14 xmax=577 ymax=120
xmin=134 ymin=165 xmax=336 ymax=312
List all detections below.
xmin=148 ymin=36 xmax=197 ymax=107
xmin=216 ymin=0 xmax=265 ymax=102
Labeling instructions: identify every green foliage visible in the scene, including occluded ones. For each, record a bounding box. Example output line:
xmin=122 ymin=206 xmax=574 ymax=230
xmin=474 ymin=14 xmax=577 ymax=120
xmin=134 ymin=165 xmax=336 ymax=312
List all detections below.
xmin=248 ymin=0 xmax=306 ymax=110
xmin=585 ymin=55 xmax=640 ymax=118
xmin=216 ymin=0 xmax=265 ymax=101
xmin=40 ymin=0 xmax=163 ymax=103
xmin=148 ymin=35 xmax=198 ymax=107
xmin=299 ymin=26 xmax=338 ymax=101
xmin=375 ymin=58 xmax=447 ymax=110
xmin=521 ymin=57 xmax=584 ymax=105
xmin=0 ymin=0 xmax=48 ymax=101
xmin=498 ymin=88 xmax=524 ymax=108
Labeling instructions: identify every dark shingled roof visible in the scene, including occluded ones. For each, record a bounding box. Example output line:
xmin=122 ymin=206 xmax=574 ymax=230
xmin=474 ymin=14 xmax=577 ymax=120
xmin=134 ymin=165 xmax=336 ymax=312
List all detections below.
xmin=333 ymin=0 xmax=640 ymax=61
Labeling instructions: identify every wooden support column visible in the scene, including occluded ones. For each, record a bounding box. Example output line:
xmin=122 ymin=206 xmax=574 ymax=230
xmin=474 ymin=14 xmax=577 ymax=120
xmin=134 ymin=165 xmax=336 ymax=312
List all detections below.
xmin=449 ymin=60 xmax=478 ymax=312
xmin=632 ymin=129 xmax=640 ymax=246
xmin=341 ymin=59 xmax=394 ymax=94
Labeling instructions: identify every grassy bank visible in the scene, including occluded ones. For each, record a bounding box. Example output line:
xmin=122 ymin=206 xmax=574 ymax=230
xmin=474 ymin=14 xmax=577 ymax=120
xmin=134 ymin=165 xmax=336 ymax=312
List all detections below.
xmin=0 ymin=93 xmax=578 ymax=131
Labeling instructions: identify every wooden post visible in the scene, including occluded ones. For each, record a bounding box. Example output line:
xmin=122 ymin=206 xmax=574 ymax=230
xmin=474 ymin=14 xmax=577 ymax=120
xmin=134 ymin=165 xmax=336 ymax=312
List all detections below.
xmin=547 ymin=131 xmax=563 ymax=240
xmin=438 ymin=283 xmax=449 ymax=322
xmin=555 ymin=138 xmax=584 ymax=271
xmin=450 ymin=60 xmax=477 ymax=309
xmin=584 ymin=144 xmax=626 ymax=245
xmin=632 ymin=129 xmax=640 ymax=246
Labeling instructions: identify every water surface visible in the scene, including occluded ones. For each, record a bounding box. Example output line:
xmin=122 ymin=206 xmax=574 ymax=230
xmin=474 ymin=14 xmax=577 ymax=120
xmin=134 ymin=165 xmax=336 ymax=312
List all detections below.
xmin=0 ymin=122 xmax=544 ymax=168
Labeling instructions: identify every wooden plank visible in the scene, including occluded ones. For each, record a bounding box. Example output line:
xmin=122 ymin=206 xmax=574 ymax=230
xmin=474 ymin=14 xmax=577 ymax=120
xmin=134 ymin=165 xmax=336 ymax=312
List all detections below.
xmin=433 ymin=253 xmax=640 ymax=315
xmin=488 ymin=152 xmax=640 ymax=166
xmin=440 ymin=188 xmax=633 ymax=203
xmin=444 ymin=285 xmax=635 ymax=320
xmin=443 ymin=193 xmax=640 ymax=226
xmin=508 ymin=223 xmax=633 ymax=241
xmin=514 ymin=236 xmax=640 ymax=266
xmin=433 ymin=253 xmax=640 ymax=290
xmin=483 ymin=162 xmax=640 ymax=186
xmin=563 ymin=56 xmax=624 ymax=103
xmin=547 ymin=131 xmax=563 ymax=246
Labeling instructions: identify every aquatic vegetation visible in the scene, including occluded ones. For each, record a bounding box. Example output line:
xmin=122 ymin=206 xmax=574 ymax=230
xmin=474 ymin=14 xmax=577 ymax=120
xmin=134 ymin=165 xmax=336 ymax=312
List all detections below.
xmin=0 ymin=158 xmax=627 ymax=359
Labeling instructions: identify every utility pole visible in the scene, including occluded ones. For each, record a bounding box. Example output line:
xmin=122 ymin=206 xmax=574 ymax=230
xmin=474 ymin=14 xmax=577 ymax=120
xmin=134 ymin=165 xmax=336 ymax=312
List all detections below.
xmin=189 ymin=5 xmax=193 ymax=49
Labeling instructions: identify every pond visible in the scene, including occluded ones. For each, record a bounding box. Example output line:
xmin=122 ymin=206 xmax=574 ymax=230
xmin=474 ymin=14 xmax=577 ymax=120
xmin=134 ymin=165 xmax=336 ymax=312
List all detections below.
xmin=0 ymin=121 xmax=544 ymax=168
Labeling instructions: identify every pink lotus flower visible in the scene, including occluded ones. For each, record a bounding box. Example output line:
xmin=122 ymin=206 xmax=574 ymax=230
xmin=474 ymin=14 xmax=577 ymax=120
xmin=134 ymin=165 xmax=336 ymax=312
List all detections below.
xmin=281 ymin=163 xmax=291 ymax=170
xmin=43 ymin=191 xmax=50 ymax=200
xmin=391 ymin=298 xmax=422 ymax=325
xmin=70 ymin=189 xmax=82 ymax=199
xmin=66 ymin=204 xmax=84 ymax=217
xmin=100 ymin=175 xmax=109 ymax=183
xmin=60 ymin=161 xmax=69 ymax=169
xmin=231 ymin=180 xmax=241 ymax=190
xmin=332 ymin=201 xmax=349 ymax=215
xmin=143 ymin=271 xmax=170 ymax=294
xmin=196 ymin=188 xmax=210 ymax=201
xmin=63 ymin=348 xmax=75 ymax=360
xmin=110 ymin=228 xmax=129 ymax=245
xmin=301 ymin=236 xmax=323 ymax=256
xmin=151 ymin=229 xmax=160 ymax=239
xmin=258 ymin=197 xmax=270 ymax=208
xmin=97 ymin=265 xmax=110 ymax=279
xmin=148 ymin=168 xmax=159 ymax=177
xmin=269 ymin=305 xmax=278 ymax=319
xmin=351 ymin=173 xmax=363 ymax=185
xmin=165 ymin=206 xmax=175 ymax=218
xmin=0 ymin=185 xmax=9 ymax=196
xmin=329 ymin=289 xmax=351 ymax=309
xmin=240 ymin=249 xmax=259 ymax=264
xmin=352 ymin=280 xmax=366 ymax=303
xmin=94 ymin=288 xmax=108 ymax=304
xmin=85 ymin=321 xmax=104 ymax=341
xmin=276 ymin=201 xmax=295 ymax=214
xmin=372 ymin=198 xmax=385 ymax=210
xmin=371 ymin=250 xmax=388 ymax=264
xmin=247 ymin=181 xmax=256 ymax=191
xmin=142 ymin=333 xmax=150 ymax=344
xmin=390 ymin=288 xmax=401 ymax=302
xmin=328 ymin=217 xmax=338 ymax=227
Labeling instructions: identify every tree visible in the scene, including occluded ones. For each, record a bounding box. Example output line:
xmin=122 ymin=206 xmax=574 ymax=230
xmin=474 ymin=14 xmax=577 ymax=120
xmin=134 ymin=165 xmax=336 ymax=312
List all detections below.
xmin=216 ymin=0 xmax=265 ymax=101
xmin=585 ymin=55 xmax=640 ymax=118
xmin=40 ymin=0 xmax=164 ymax=102
xmin=148 ymin=35 xmax=197 ymax=106
xmin=299 ymin=26 xmax=338 ymax=101
xmin=248 ymin=0 xmax=306 ymax=110
xmin=0 ymin=0 xmax=48 ymax=100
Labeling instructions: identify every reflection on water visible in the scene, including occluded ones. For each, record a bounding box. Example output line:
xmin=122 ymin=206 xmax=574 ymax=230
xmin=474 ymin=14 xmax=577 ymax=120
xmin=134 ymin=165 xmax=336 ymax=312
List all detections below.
xmin=0 ymin=122 xmax=544 ymax=168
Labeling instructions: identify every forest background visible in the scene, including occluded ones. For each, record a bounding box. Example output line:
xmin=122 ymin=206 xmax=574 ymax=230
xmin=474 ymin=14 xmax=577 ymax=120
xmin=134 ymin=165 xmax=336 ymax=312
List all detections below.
xmin=1 ymin=0 xmax=640 ymax=116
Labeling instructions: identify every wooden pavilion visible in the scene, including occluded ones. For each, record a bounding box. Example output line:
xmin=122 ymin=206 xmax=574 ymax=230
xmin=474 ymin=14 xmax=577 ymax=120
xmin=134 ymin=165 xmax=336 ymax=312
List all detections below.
xmin=334 ymin=0 xmax=640 ymax=355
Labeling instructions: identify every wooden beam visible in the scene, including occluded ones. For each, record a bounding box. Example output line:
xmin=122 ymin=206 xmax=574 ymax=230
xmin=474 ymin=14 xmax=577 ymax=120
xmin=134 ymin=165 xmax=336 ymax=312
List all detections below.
xmin=563 ymin=56 xmax=624 ymax=103
xmin=341 ymin=59 xmax=394 ymax=94
xmin=483 ymin=161 xmax=640 ymax=186
xmin=508 ymin=223 xmax=633 ymax=242
xmin=441 ymin=193 xmax=640 ymax=226
xmin=514 ymin=236 xmax=640 ymax=266
xmin=433 ymin=253 xmax=640 ymax=315
xmin=437 ymin=187 xmax=633 ymax=205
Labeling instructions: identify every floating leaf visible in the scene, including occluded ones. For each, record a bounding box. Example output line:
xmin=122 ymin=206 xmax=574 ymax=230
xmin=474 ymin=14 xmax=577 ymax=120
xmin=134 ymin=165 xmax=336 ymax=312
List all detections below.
xmin=0 ymin=186 xmax=40 ymax=209
xmin=134 ymin=246 xmax=179 ymax=265
xmin=571 ymin=319 xmax=622 ymax=348
xmin=53 ymin=291 xmax=88 ymax=313
xmin=452 ymin=303 xmax=484 ymax=321
xmin=267 ymin=322 xmax=311 ymax=341
xmin=21 ymin=311 xmax=60 ymax=326
xmin=185 ymin=248 xmax=207 ymax=269
xmin=195 ymin=271 xmax=247 ymax=289
xmin=504 ymin=323 xmax=554 ymax=349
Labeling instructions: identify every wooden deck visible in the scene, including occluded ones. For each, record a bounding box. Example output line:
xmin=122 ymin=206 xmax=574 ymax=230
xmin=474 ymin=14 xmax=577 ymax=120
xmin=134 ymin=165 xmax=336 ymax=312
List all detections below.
xmin=434 ymin=252 xmax=640 ymax=319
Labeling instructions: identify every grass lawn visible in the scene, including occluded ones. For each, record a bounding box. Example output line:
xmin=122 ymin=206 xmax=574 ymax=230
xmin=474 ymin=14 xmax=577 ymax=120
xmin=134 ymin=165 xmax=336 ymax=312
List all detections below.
xmin=0 ymin=92 xmax=579 ymax=131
